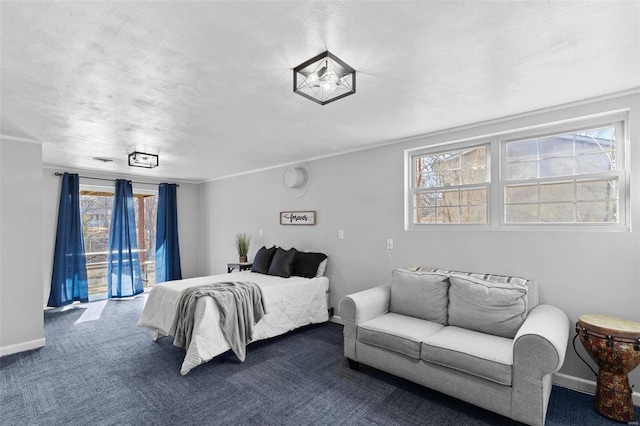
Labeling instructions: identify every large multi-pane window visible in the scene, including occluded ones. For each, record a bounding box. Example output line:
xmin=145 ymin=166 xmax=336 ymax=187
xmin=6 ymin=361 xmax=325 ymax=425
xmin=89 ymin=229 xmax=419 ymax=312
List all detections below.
xmin=406 ymin=113 xmax=628 ymax=230
xmin=80 ymin=188 xmax=158 ymax=298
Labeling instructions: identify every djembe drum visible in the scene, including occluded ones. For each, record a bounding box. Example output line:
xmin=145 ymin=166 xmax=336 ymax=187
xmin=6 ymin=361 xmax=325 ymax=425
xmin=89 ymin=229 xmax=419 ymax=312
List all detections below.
xmin=576 ymin=314 xmax=640 ymax=422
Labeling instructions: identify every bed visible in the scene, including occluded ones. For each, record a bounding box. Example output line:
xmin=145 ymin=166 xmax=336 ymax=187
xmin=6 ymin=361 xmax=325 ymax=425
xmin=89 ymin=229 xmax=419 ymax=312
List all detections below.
xmin=137 ymin=270 xmax=329 ymax=375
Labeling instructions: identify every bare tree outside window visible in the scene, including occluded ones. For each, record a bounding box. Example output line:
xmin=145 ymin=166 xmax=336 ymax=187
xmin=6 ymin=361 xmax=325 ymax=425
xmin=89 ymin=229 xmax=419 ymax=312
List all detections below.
xmin=504 ymin=127 xmax=618 ymax=224
xmin=414 ymin=146 xmax=489 ymax=224
xmin=406 ymin=116 xmax=626 ymax=230
xmin=80 ymin=190 xmax=158 ymax=297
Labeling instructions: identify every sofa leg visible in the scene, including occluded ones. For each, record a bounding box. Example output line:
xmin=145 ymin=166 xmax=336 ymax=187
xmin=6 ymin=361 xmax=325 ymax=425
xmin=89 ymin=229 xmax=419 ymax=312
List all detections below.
xmin=347 ymin=358 xmax=360 ymax=370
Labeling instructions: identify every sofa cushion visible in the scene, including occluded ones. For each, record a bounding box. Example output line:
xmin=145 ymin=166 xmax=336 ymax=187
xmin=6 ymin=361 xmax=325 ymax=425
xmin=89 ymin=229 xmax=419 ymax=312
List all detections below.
xmin=448 ymin=274 xmax=528 ymax=338
xmin=410 ymin=266 xmax=539 ymax=311
xmin=358 ymin=312 xmax=444 ymax=359
xmin=410 ymin=266 xmax=527 ymax=285
xmin=421 ymin=326 xmax=514 ymax=386
xmin=389 ymin=269 xmax=449 ymax=325
xmin=455 ymin=272 xmax=538 ymax=311
xmin=523 ymin=280 xmax=539 ymax=311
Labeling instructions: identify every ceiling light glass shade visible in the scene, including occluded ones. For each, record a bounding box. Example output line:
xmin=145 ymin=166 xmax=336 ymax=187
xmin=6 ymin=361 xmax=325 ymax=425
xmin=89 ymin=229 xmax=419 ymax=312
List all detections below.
xmin=293 ymin=51 xmax=355 ymax=105
xmin=128 ymin=151 xmax=158 ymax=168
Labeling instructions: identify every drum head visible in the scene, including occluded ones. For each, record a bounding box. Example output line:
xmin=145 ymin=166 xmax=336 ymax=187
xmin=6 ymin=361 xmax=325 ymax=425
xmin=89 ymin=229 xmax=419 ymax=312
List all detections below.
xmin=578 ymin=314 xmax=640 ymax=341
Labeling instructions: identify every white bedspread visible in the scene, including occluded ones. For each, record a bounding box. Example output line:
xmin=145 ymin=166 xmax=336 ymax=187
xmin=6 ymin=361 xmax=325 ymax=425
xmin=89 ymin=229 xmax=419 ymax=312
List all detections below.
xmin=137 ymin=271 xmax=329 ymax=375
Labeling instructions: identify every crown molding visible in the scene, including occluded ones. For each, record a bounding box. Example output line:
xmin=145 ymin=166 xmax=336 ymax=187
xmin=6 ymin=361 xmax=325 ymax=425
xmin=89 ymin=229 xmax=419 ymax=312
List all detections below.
xmin=42 ymin=164 xmax=201 ymax=186
xmin=0 ymin=134 xmax=43 ymax=145
xmin=205 ymin=88 xmax=640 ymax=183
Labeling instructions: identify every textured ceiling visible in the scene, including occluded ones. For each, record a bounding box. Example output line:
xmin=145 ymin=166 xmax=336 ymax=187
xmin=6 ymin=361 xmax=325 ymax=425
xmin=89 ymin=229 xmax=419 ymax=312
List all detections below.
xmin=1 ymin=1 xmax=639 ymax=182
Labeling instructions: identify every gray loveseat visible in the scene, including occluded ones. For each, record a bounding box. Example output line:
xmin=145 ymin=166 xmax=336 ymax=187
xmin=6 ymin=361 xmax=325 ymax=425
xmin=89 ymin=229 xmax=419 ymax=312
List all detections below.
xmin=339 ymin=268 xmax=570 ymax=426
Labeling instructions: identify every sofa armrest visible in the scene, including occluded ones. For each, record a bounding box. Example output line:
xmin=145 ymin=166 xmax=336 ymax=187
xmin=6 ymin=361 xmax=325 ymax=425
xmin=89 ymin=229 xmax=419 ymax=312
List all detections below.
xmin=514 ymin=304 xmax=570 ymax=373
xmin=512 ymin=304 xmax=569 ymax=425
xmin=338 ymin=284 xmax=391 ymax=359
xmin=339 ymin=284 xmax=391 ymax=329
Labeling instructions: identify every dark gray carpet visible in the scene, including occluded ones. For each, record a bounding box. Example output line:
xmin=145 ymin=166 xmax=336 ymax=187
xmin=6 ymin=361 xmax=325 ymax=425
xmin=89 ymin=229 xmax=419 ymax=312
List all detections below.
xmin=0 ymin=296 xmax=635 ymax=425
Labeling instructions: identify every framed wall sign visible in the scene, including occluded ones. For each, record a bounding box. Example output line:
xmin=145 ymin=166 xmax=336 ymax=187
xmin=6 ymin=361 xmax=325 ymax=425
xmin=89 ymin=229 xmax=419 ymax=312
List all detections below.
xmin=280 ymin=211 xmax=316 ymax=225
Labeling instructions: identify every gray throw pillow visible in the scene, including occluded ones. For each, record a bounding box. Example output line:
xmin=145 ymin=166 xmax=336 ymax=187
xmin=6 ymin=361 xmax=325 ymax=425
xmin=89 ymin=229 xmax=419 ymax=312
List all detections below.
xmin=448 ymin=273 xmax=528 ymax=338
xmin=390 ymin=269 xmax=449 ymax=325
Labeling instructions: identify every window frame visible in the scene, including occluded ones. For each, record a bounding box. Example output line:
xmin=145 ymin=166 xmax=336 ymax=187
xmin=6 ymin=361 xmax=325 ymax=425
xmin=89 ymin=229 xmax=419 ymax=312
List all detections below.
xmin=406 ymin=140 xmax=493 ymax=230
xmin=405 ymin=111 xmax=630 ymax=231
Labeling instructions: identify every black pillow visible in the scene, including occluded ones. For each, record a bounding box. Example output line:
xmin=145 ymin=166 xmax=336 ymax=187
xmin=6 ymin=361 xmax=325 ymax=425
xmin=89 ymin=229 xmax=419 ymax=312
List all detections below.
xmin=292 ymin=251 xmax=328 ymax=278
xmin=251 ymin=246 xmax=276 ymax=274
xmin=268 ymin=247 xmax=298 ymax=278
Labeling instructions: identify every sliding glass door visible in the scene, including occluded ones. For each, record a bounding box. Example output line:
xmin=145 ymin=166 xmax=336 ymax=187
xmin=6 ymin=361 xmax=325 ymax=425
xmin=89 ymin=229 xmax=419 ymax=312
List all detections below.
xmin=80 ymin=187 xmax=157 ymax=299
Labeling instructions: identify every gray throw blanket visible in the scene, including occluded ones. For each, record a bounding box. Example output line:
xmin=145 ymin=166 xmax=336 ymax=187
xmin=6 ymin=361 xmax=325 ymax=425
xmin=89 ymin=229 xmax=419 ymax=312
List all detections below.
xmin=171 ymin=281 xmax=265 ymax=362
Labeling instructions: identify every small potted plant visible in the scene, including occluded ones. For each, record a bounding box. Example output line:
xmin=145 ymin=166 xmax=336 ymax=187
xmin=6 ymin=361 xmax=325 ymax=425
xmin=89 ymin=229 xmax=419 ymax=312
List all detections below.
xmin=235 ymin=233 xmax=251 ymax=263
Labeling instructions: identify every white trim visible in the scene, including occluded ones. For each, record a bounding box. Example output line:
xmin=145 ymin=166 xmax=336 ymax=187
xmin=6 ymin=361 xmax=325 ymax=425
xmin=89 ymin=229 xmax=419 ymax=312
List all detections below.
xmin=330 ymin=315 xmax=344 ymax=325
xmin=499 ymin=116 xmax=628 ymax=229
xmin=205 ymin=89 xmax=640 ymax=184
xmin=405 ymin=109 xmax=630 ymax=156
xmin=405 ymin=110 xmax=630 ymax=232
xmin=407 ymin=143 xmax=491 ymax=229
xmin=43 ymin=165 xmax=199 ymax=186
xmin=399 ymin=91 xmax=637 ymax=148
xmin=35 ymin=90 xmax=640 ymax=185
xmin=0 ymin=134 xmax=43 ymax=145
xmin=0 ymin=338 xmax=46 ymax=357
xmin=553 ymin=372 xmax=640 ymax=407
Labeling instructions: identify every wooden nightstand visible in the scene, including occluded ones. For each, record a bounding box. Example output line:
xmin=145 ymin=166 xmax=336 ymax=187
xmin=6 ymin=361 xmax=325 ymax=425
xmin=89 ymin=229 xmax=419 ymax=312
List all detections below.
xmin=227 ymin=262 xmax=253 ymax=273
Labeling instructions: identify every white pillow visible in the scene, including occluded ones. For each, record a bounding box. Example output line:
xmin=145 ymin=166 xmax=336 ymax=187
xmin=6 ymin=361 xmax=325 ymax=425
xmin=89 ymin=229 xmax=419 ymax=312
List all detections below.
xmin=315 ymin=258 xmax=328 ymax=277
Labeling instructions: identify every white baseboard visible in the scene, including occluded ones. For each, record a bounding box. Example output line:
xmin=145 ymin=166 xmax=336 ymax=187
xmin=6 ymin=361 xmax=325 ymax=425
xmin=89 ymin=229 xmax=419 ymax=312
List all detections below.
xmin=0 ymin=337 xmax=46 ymax=357
xmin=330 ymin=315 xmax=344 ymax=325
xmin=554 ymin=372 xmax=640 ymax=406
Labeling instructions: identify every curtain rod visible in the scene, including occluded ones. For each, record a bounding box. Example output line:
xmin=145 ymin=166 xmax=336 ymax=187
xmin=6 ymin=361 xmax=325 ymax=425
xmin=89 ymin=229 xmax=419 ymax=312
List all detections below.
xmin=53 ymin=172 xmax=179 ymax=187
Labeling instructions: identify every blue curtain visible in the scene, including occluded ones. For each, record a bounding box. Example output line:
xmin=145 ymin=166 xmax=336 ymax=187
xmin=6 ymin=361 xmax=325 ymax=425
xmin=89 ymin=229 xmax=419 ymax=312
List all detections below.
xmin=156 ymin=183 xmax=182 ymax=283
xmin=48 ymin=173 xmax=89 ymax=307
xmin=107 ymin=179 xmax=143 ymax=298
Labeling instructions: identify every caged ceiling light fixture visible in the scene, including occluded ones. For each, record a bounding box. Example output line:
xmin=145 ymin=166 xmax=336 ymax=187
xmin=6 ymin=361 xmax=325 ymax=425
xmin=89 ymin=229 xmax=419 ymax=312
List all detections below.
xmin=128 ymin=151 xmax=158 ymax=168
xmin=293 ymin=51 xmax=356 ymax=105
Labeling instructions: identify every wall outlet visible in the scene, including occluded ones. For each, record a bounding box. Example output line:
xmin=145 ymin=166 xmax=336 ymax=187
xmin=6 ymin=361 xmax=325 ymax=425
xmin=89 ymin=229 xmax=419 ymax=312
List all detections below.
xmin=386 ymin=239 xmax=393 ymax=250
xmin=259 ymin=229 xmax=263 ymax=237
xmin=338 ymin=229 xmax=344 ymax=239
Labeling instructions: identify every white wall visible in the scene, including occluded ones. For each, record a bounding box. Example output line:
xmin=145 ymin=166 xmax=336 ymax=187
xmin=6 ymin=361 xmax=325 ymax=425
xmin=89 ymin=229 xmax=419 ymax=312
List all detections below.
xmin=41 ymin=168 xmax=201 ymax=304
xmin=199 ymin=93 xmax=640 ymax=386
xmin=0 ymin=138 xmax=45 ymax=355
